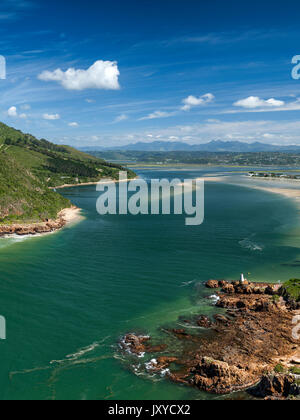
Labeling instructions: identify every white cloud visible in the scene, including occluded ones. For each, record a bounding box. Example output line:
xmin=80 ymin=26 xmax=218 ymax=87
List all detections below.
xmin=152 ymin=120 xmax=300 ymax=145
xmin=68 ymin=122 xmax=79 ymax=127
xmin=227 ymin=97 xmax=300 ymax=114
xmin=139 ymin=111 xmax=174 ymax=120
xmin=234 ymin=96 xmax=285 ymax=109
xmin=182 ymin=93 xmax=215 ymax=111
xmin=7 ymin=106 xmax=27 ymax=119
xmin=114 ymin=114 xmax=128 ymax=123
xmin=43 ymin=113 xmax=60 ymax=120
xmin=20 ymin=104 xmax=31 ymax=111
xmin=38 ymin=60 xmax=120 ymax=91
xmin=7 ymin=106 xmax=18 ymax=117
xmin=60 ymin=119 xmax=300 ymax=148
xmin=263 ymin=133 xmax=275 ymax=139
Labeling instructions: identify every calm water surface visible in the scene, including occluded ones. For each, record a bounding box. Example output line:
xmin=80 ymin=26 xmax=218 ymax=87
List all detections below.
xmin=0 ymin=168 xmax=299 ymax=400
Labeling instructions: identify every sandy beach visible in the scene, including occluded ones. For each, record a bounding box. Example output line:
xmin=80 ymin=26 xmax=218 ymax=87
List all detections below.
xmin=51 ymin=176 xmax=139 ymax=190
xmin=200 ymin=175 xmax=300 ymax=203
xmin=58 ymin=207 xmax=84 ymax=224
xmin=251 ymin=186 xmax=300 ymax=201
xmin=52 ymin=182 xmax=100 ymax=189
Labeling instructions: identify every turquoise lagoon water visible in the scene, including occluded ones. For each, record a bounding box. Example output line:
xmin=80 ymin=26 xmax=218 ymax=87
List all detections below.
xmin=0 ymin=168 xmax=299 ymax=400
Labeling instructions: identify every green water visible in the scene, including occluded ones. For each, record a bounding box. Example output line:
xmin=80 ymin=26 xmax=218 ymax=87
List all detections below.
xmin=0 ymin=168 xmax=299 ymax=400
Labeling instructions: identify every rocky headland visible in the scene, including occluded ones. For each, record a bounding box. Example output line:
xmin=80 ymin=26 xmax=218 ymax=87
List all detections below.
xmin=121 ymin=279 xmax=300 ymax=399
xmin=0 ymin=207 xmax=82 ymax=237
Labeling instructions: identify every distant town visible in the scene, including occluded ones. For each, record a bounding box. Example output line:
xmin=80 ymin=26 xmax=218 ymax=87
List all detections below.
xmin=248 ymin=171 xmax=300 ymax=180
xmin=90 ymin=151 xmax=300 ymax=168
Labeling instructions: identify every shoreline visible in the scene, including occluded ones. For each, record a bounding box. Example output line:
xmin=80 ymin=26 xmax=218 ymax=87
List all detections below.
xmin=0 ymin=206 xmax=83 ymax=238
xmin=122 ymin=279 xmax=300 ymax=399
xmin=50 ymin=176 xmax=139 ymax=190
xmin=201 ymin=175 xmax=300 ymax=202
xmin=0 ymin=176 xmax=138 ymax=238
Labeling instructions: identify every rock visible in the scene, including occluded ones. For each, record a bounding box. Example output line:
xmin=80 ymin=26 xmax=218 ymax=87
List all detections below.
xmin=121 ymin=334 xmax=166 ymax=356
xmin=226 ymin=310 xmax=238 ymax=318
xmin=218 ymin=280 xmax=228 ymax=288
xmin=121 ymin=334 xmax=150 ymax=355
xmin=213 ymin=314 xmax=230 ymax=325
xmin=222 ymin=284 xmax=235 ymax=294
xmin=251 ymin=374 xmax=299 ymax=398
xmin=146 ymin=356 xmax=178 ymax=374
xmin=217 ymin=297 xmax=247 ymax=309
xmin=234 ymin=284 xmax=254 ymax=295
xmin=206 ymin=280 xmax=219 ymax=289
xmin=254 ymin=299 xmax=273 ymax=312
xmin=156 ymin=356 xmax=178 ymax=368
xmin=170 ymin=329 xmax=194 ymax=340
xmin=0 ymin=215 xmax=67 ymax=237
xmin=125 ymin=281 xmax=299 ymax=398
xmin=191 ymin=357 xmax=257 ymax=394
xmin=147 ymin=344 xmax=167 ymax=353
xmin=197 ymin=315 xmax=212 ymax=328
xmin=265 ymin=286 xmax=276 ymax=296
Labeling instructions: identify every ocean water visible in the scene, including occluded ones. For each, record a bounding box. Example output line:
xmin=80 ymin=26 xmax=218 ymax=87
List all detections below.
xmin=0 ymin=168 xmax=299 ymax=400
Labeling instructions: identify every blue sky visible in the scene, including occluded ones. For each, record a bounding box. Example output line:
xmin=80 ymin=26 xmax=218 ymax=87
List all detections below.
xmin=1 ymin=0 xmax=300 ymax=147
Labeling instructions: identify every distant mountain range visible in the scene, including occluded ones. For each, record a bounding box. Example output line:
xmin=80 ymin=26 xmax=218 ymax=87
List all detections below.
xmin=82 ymin=140 xmax=300 ymax=153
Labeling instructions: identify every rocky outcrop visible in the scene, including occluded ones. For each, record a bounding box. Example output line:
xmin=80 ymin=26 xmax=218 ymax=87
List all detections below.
xmin=147 ymin=357 xmax=178 ymax=373
xmin=197 ymin=315 xmax=213 ymax=328
xmin=123 ymin=280 xmax=299 ymax=398
xmin=206 ymin=280 xmax=219 ymax=289
xmin=191 ymin=357 xmax=258 ymax=394
xmin=0 ymin=207 xmax=79 ymax=236
xmin=251 ymin=374 xmax=300 ymax=399
xmin=222 ymin=283 xmax=235 ymax=294
xmin=121 ymin=334 xmax=167 ymax=356
xmin=0 ymin=219 xmax=65 ymax=236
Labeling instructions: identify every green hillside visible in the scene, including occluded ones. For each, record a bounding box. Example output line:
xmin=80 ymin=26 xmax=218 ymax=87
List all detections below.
xmin=0 ymin=122 xmax=135 ymax=224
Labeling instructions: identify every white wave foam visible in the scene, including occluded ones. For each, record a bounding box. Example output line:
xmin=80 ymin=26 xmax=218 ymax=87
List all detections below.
xmin=144 ymin=359 xmax=170 ymax=378
xmin=179 ymin=280 xmax=195 ymax=288
xmin=160 ymin=368 xmax=170 ymax=377
xmin=50 ymin=336 xmax=110 ymax=365
xmin=208 ymin=294 xmax=220 ymax=305
xmin=66 ymin=342 xmax=100 ymax=360
xmin=145 ymin=359 xmax=158 ymax=371
xmin=0 ymin=231 xmax=55 ymax=249
xmin=239 ymin=238 xmax=264 ymax=252
xmin=119 ymin=334 xmax=149 ymax=358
